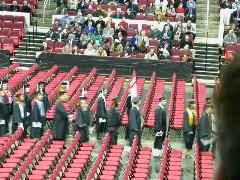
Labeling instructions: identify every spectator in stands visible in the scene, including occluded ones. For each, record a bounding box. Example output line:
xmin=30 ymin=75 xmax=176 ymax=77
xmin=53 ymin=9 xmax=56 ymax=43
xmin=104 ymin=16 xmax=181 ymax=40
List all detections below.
xmin=154 ymin=96 xmax=167 ymax=151
xmin=10 ymin=1 xmax=20 ymax=12
xmin=128 ymin=0 xmax=139 ymax=14
xmin=232 ymin=0 xmax=240 ymax=9
xmin=84 ymin=43 xmax=96 ymax=56
xmin=22 ymin=1 xmax=31 ymax=13
xmin=138 ymin=31 xmax=149 ymax=47
xmin=173 ymin=26 xmax=184 ymax=43
xmin=79 ymin=30 xmax=90 ymax=42
xmin=198 ymin=104 xmax=214 ymax=152
xmin=96 ymin=6 xmax=105 ymax=17
xmin=174 ymin=21 xmax=183 ymax=32
xmin=186 ymin=2 xmax=196 ymax=16
xmin=68 ymin=0 xmax=78 ymax=10
xmin=84 ymin=14 xmax=95 ymax=27
xmin=230 ymin=23 xmax=240 ymax=37
xmin=30 ymin=92 xmax=45 ymax=139
xmin=64 ymin=34 xmax=78 ymax=46
xmin=115 ymin=23 xmax=127 ymax=38
xmin=159 ymin=43 xmax=170 ymax=59
xmin=45 ymin=28 xmax=60 ymax=41
xmin=176 ymin=3 xmax=185 ymax=19
xmin=155 ymin=4 xmax=167 ymax=21
xmin=166 ymin=2 xmax=176 ymax=17
xmin=108 ymin=96 xmax=121 ymax=145
xmin=163 ymin=26 xmax=173 ymax=40
xmin=183 ymin=100 xmax=198 ymax=159
xmin=163 ymin=20 xmax=174 ymax=33
xmin=12 ymin=94 xmax=27 ymax=135
xmin=184 ymin=20 xmax=196 ymax=40
xmin=114 ymin=31 xmax=126 ymax=47
xmin=78 ymin=39 xmax=88 ymax=49
xmin=53 ymin=93 xmax=70 ymax=140
xmin=150 ymin=26 xmax=162 ymax=40
xmin=129 ymin=97 xmax=142 ymax=145
xmin=138 ymin=41 xmax=147 ymax=54
xmin=96 ymin=15 xmax=106 ymax=29
xmin=60 ymin=13 xmax=73 ymax=25
xmin=111 ymin=39 xmax=124 ymax=54
xmin=102 ymin=22 xmax=114 ymax=37
xmin=186 ymin=0 xmax=196 ymax=9
xmin=90 ymin=32 xmax=103 ymax=44
xmin=84 ymin=4 xmax=95 ymax=16
xmin=40 ymin=42 xmax=50 ymax=52
xmin=0 ymin=1 xmax=8 ymax=11
xmin=105 ymin=6 xmax=113 ymax=17
xmin=124 ymin=42 xmax=137 ymax=57
xmin=138 ymin=5 xmax=145 ymax=15
xmin=220 ymin=0 xmax=231 ymax=8
xmin=75 ymin=96 xmax=92 ymax=143
xmin=144 ymin=49 xmax=158 ymax=60
xmin=73 ymin=22 xmax=82 ymax=38
xmin=125 ymin=8 xmax=135 ymax=19
xmin=96 ymin=45 xmax=107 ymax=56
xmin=77 ymin=0 xmax=88 ymax=12
xmin=130 ymin=33 xmax=139 ymax=48
xmin=185 ymin=13 xmax=196 ymax=23
xmin=62 ymin=43 xmax=73 ymax=54
xmin=95 ymin=23 xmax=103 ymax=35
xmin=146 ymin=3 xmax=156 ymax=15
xmin=160 ymin=33 xmax=172 ymax=48
xmin=180 ymin=34 xmax=193 ymax=49
xmin=74 ymin=11 xmax=85 ymax=25
xmin=84 ymin=21 xmax=95 ymax=35
xmin=113 ymin=8 xmax=123 ymax=19
xmin=224 ymin=30 xmax=237 ymax=45
xmin=231 ymin=8 xmax=240 ymax=24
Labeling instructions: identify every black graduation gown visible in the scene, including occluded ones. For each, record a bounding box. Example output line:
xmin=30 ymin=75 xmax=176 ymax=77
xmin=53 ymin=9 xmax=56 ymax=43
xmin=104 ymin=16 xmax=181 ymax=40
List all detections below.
xmin=154 ymin=105 xmax=167 ymax=150
xmin=183 ymin=110 xmax=196 ymax=150
xmin=24 ymin=94 xmax=32 ymax=126
xmin=38 ymin=91 xmax=49 ymax=127
xmin=128 ymin=106 xmax=142 ymax=145
xmin=75 ymin=107 xmax=91 ymax=142
xmin=198 ymin=111 xmax=212 ymax=151
xmin=12 ymin=103 xmax=27 ymax=135
xmin=125 ymin=96 xmax=132 ymax=139
xmin=108 ymin=107 xmax=120 ymax=145
xmin=0 ymin=102 xmax=8 ymax=135
xmin=30 ymin=102 xmax=44 ymax=138
xmin=53 ymin=102 xmax=68 ymax=140
xmin=96 ymin=97 xmax=107 ymax=136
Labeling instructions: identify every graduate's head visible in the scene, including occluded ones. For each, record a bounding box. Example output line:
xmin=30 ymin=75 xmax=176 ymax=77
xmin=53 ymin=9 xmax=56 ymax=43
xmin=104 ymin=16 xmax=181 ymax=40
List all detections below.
xmin=216 ymin=53 xmax=240 ymax=180
xmin=159 ymin=96 xmax=167 ymax=106
xmin=24 ymin=84 xmax=30 ymax=93
xmin=132 ymin=97 xmax=141 ymax=107
xmin=35 ymin=92 xmax=43 ymax=101
xmin=205 ymin=104 xmax=213 ymax=114
xmin=187 ymin=99 xmax=195 ymax=110
xmin=38 ymin=82 xmax=45 ymax=92
xmin=59 ymin=93 xmax=69 ymax=102
xmin=16 ymin=93 xmax=24 ymax=102
xmin=103 ymin=89 xmax=108 ymax=96
xmin=1 ymin=80 xmax=8 ymax=90
xmin=112 ymin=96 xmax=120 ymax=107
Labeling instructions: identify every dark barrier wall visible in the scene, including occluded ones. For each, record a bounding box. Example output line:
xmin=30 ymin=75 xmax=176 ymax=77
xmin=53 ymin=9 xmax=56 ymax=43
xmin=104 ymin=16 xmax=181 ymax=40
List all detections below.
xmin=39 ymin=53 xmax=193 ymax=82
xmin=0 ymin=49 xmax=11 ymax=67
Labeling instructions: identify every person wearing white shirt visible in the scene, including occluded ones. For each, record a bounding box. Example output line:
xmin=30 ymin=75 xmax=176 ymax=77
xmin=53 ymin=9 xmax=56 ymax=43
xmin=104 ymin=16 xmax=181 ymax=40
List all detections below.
xmin=84 ymin=44 xmax=97 ymax=56
xmin=145 ymin=49 xmax=158 ymax=60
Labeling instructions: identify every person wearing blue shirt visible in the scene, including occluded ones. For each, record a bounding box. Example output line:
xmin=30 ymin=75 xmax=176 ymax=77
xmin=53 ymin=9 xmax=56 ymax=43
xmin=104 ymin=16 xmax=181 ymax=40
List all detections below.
xmin=232 ymin=0 xmax=240 ymax=9
xmin=60 ymin=13 xmax=73 ymax=25
xmin=84 ymin=21 xmax=95 ymax=35
xmin=130 ymin=33 xmax=138 ymax=47
xmin=186 ymin=0 xmax=196 ymax=9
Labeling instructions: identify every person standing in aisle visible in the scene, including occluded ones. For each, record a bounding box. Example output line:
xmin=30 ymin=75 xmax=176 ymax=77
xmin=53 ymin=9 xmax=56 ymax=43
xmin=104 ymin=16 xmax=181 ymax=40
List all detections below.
xmin=154 ymin=96 xmax=167 ymax=150
xmin=30 ymin=92 xmax=45 ymax=139
xmin=0 ymin=91 xmax=8 ymax=136
xmin=125 ymin=90 xmax=132 ymax=140
xmin=108 ymin=96 xmax=121 ymax=145
xmin=75 ymin=96 xmax=92 ymax=143
xmin=129 ymin=97 xmax=142 ymax=146
xmin=183 ymin=99 xmax=198 ymax=158
xmin=23 ymin=84 xmax=32 ymax=131
xmin=96 ymin=88 xmax=108 ymax=140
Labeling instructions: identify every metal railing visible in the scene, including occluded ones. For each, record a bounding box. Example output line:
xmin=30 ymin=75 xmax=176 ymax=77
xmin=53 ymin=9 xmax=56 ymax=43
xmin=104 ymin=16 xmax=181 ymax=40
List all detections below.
xmin=43 ymin=0 xmax=51 ymax=23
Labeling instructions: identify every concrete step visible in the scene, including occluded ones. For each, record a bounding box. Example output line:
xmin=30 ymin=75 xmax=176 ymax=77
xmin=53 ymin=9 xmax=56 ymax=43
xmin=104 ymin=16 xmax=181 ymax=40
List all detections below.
xmin=197 ymin=8 xmax=219 ymax=13
xmin=194 ymin=57 xmax=219 ymax=63
xmin=196 ymin=20 xmax=219 ymax=26
xmin=195 ymin=65 xmax=219 ymax=71
xmin=196 ymin=33 xmax=219 ymax=38
xmin=197 ymin=4 xmax=219 ymax=8
xmin=195 ymin=73 xmax=217 ymax=80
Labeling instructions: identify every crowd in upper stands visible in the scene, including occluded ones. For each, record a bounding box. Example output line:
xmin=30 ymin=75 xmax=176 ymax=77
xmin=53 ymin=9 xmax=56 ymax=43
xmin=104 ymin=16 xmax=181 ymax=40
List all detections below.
xmin=41 ymin=0 xmax=197 ymax=61
xmin=0 ymin=0 xmax=32 ymax=13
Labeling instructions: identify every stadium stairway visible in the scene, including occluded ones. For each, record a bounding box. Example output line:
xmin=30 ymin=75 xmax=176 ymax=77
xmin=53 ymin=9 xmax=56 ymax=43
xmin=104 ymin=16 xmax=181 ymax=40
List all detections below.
xmin=11 ymin=31 xmax=46 ymax=67
xmin=193 ymin=43 xmax=220 ymax=80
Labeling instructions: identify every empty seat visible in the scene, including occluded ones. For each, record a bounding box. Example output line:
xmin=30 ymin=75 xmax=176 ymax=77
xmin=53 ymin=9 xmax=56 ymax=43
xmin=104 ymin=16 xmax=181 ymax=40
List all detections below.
xmin=2 ymin=15 xmax=14 ymax=23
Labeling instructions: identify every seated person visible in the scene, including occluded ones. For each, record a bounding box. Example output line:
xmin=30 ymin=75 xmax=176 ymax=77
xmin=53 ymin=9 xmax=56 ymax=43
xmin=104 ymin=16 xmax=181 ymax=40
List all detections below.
xmin=176 ymin=3 xmax=185 ymax=19
xmin=95 ymin=15 xmax=106 ymax=29
xmin=125 ymin=8 xmax=135 ymax=19
xmin=138 ymin=41 xmax=147 ymax=54
xmin=223 ymin=30 xmax=237 ymax=45
xmin=96 ymin=6 xmax=105 ymax=17
xmin=78 ymin=39 xmax=88 ymax=49
xmin=113 ymin=8 xmax=123 ymax=19
xmin=173 ymin=26 xmax=184 ymax=42
xmin=60 ymin=13 xmax=73 ymax=25
xmin=22 ymin=0 xmax=32 ymax=13
xmin=10 ymin=1 xmax=20 ymax=12
xmin=103 ymin=22 xmax=114 ymax=37
xmin=130 ymin=33 xmax=139 ymax=48
xmin=40 ymin=42 xmax=50 ymax=52
xmin=232 ymin=0 xmax=240 ymax=9
xmin=146 ymin=3 xmax=155 ymax=15
xmin=84 ymin=21 xmax=95 ymax=35
xmin=150 ymin=26 xmax=162 ymax=40
xmin=185 ymin=13 xmax=196 ymax=23
xmin=62 ymin=43 xmax=73 ymax=54
xmin=95 ymin=23 xmax=103 ymax=35
xmin=80 ymin=30 xmax=90 ymax=42
xmin=64 ymin=33 xmax=78 ymax=46
xmin=180 ymin=34 xmax=193 ymax=49
xmin=110 ymin=39 xmax=124 ymax=54
xmin=114 ymin=31 xmax=126 ymax=47
xmin=162 ymin=26 xmax=173 ymax=40
xmin=84 ymin=14 xmax=95 ymax=27
xmin=163 ymin=20 xmax=174 ymax=33
xmin=160 ymin=33 xmax=172 ymax=49
xmin=0 ymin=1 xmax=9 ymax=11
xmin=166 ymin=3 xmax=176 ymax=17
xmin=186 ymin=3 xmax=196 ymax=16
xmin=184 ymin=20 xmax=196 ymax=40
xmin=96 ymin=46 xmax=107 ymax=56
xmin=231 ymin=8 xmax=240 ymax=24
xmin=137 ymin=5 xmax=146 ymax=15
xmin=84 ymin=4 xmax=95 ymax=16
xmin=74 ymin=11 xmax=85 ymax=25
xmin=45 ymin=28 xmax=60 ymax=41
xmin=144 ymin=49 xmax=158 ymax=60
xmin=68 ymin=0 xmax=78 ymax=10
xmin=84 ymin=43 xmax=97 ymax=56
xmin=138 ymin=30 xmax=149 ymax=47
xmin=159 ymin=43 xmax=170 ymax=59
xmin=118 ymin=17 xmax=128 ymax=32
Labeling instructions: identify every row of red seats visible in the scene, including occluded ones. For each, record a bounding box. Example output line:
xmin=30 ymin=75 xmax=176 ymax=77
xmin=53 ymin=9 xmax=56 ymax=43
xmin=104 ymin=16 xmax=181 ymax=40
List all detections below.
xmin=159 ymin=138 xmax=183 ymax=180
xmin=123 ymin=136 xmax=152 ymax=180
xmin=0 ymin=138 xmax=36 ymax=179
xmin=13 ymin=129 xmax=53 ymax=179
xmin=142 ymin=72 xmax=157 ymax=123
xmin=0 ymin=63 xmax=20 ymax=80
xmin=27 ymin=140 xmax=66 ymax=179
xmin=194 ymin=144 xmax=214 ymax=180
xmin=106 ymin=77 xmax=125 ymax=110
xmin=168 ymin=73 xmax=186 ymax=130
xmin=145 ymin=80 xmax=165 ymax=128
xmin=8 ymin=64 xmax=39 ymax=92
xmin=0 ymin=22 xmax=24 ymax=37
xmin=105 ymin=69 xmax=116 ymax=90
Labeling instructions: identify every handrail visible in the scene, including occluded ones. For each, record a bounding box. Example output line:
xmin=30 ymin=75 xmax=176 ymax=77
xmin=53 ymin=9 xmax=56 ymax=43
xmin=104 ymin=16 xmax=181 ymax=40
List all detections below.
xmin=43 ymin=0 xmax=51 ymax=23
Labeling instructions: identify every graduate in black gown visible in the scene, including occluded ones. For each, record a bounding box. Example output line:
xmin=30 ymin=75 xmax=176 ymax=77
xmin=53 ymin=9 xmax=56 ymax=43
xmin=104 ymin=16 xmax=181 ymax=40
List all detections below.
xmin=203 ymin=95 xmax=212 ymax=111
xmin=183 ymin=99 xmax=198 ymax=158
xmin=75 ymin=96 xmax=92 ymax=143
xmin=129 ymin=97 xmax=142 ymax=146
xmin=96 ymin=88 xmax=108 ymax=140
xmin=30 ymin=92 xmax=46 ymax=139
xmin=125 ymin=90 xmax=132 ymax=140
xmin=12 ymin=94 xmax=27 ymax=135
xmin=53 ymin=93 xmax=69 ymax=140
xmin=23 ymin=84 xmax=32 ymax=128
xmin=108 ymin=96 xmax=121 ymax=145
xmin=154 ymin=96 xmax=167 ymax=150
xmin=198 ymin=104 xmax=214 ymax=152
xmin=0 ymin=91 xmax=8 ymax=136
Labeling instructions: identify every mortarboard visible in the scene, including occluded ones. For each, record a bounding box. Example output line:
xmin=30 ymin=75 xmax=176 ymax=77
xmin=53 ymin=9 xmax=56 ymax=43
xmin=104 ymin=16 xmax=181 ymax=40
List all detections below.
xmin=132 ymin=97 xmax=140 ymax=103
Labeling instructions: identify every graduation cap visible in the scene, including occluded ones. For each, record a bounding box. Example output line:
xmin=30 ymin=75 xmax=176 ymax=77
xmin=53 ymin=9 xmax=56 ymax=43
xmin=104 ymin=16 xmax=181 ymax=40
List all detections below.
xmin=60 ymin=80 xmax=70 ymax=92
xmin=187 ymin=99 xmax=195 ymax=104
xmin=79 ymin=95 xmax=87 ymax=100
xmin=132 ymin=96 xmax=140 ymax=104
xmin=205 ymin=95 xmax=211 ymax=100
xmin=37 ymin=81 xmax=45 ymax=91
xmin=0 ymin=79 xmax=8 ymax=89
xmin=159 ymin=96 xmax=165 ymax=101
xmin=112 ymin=96 xmax=119 ymax=101
xmin=23 ymin=84 xmax=30 ymax=93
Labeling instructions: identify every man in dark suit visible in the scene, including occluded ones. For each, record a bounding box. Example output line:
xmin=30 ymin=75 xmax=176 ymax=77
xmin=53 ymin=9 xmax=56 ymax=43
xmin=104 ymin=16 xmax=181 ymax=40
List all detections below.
xmin=154 ymin=96 xmax=167 ymax=150
xmin=129 ymin=96 xmax=142 ymax=146
xmin=22 ymin=0 xmax=32 ymax=13
xmin=64 ymin=34 xmax=78 ymax=47
xmin=10 ymin=1 xmax=20 ymax=12
xmin=96 ymin=88 xmax=108 ymax=140
xmin=23 ymin=84 xmax=32 ymax=129
xmin=198 ymin=104 xmax=214 ymax=152
xmin=108 ymin=96 xmax=121 ymax=145
xmin=180 ymin=34 xmax=193 ymax=49
xmin=125 ymin=90 xmax=132 ymax=140
xmin=0 ymin=91 xmax=8 ymax=136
